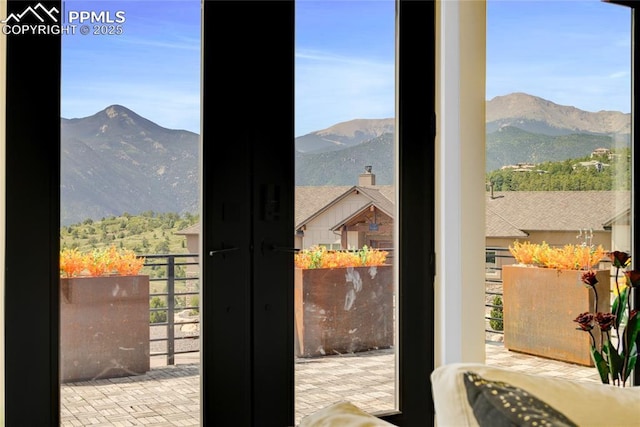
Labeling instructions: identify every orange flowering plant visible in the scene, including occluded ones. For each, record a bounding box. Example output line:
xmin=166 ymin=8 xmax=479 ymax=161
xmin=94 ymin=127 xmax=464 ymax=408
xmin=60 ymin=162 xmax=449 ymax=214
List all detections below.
xmin=574 ymin=251 xmax=640 ymax=387
xmin=294 ymin=245 xmax=388 ymax=269
xmin=60 ymin=245 xmax=145 ymax=277
xmin=509 ymin=241 xmax=605 ymax=270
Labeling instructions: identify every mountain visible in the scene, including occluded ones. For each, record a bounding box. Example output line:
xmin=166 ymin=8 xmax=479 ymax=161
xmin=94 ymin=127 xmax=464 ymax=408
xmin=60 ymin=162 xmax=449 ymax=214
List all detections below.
xmin=296 ymin=92 xmax=631 ymax=183
xmin=295 ymin=118 xmax=395 ymax=153
xmin=295 ymin=133 xmax=394 ymax=185
xmin=61 ymin=105 xmax=199 ymax=225
xmin=486 ymin=92 xmax=630 ymax=136
xmin=62 ymin=94 xmax=631 ymax=223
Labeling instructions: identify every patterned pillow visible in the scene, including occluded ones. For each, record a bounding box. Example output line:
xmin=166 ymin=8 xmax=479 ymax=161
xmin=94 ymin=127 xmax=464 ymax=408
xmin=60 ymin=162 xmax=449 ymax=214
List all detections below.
xmin=463 ymin=371 xmax=578 ymax=427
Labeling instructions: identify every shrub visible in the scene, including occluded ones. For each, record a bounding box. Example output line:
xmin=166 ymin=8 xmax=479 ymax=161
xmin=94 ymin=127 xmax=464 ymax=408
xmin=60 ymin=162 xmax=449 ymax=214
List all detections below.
xmin=150 ymin=296 xmax=168 ymax=324
xmin=490 ymin=295 xmax=503 ymax=331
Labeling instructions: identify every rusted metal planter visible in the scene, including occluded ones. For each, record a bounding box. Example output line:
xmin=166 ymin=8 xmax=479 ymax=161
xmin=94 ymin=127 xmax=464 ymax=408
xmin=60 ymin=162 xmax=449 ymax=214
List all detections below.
xmin=503 ymin=266 xmax=610 ymax=366
xmin=60 ymin=275 xmax=150 ymax=382
xmin=294 ymin=265 xmax=394 ymax=357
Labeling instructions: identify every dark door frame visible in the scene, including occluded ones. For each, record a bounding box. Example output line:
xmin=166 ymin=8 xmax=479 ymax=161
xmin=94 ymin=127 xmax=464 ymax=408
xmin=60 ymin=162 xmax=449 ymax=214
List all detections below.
xmin=4 ymin=0 xmax=62 ymax=424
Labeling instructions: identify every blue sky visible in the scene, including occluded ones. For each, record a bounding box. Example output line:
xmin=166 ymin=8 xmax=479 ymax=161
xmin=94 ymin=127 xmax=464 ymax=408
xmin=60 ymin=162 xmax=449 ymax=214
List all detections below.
xmin=61 ymin=0 xmax=632 ymax=137
xmin=487 ymin=0 xmax=631 ymax=115
xmin=61 ymin=0 xmax=201 ymax=132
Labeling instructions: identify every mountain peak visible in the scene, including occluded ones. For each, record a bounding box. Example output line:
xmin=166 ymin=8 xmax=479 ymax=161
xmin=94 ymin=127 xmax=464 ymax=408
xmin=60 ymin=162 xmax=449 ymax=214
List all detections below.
xmin=316 ymin=118 xmax=394 ymax=138
xmin=104 ymin=104 xmax=135 ymax=117
xmin=487 ymin=92 xmax=629 ymax=135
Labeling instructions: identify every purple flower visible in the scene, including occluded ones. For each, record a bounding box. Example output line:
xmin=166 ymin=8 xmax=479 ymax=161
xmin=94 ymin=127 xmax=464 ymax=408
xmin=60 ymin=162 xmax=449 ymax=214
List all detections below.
xmin=574 ymin=312 xmax=594 ymax=331
xmin=581 ymin=270 xmax=598 ymax=287
xmin=595 ymin=312 xmax=616 ymax=332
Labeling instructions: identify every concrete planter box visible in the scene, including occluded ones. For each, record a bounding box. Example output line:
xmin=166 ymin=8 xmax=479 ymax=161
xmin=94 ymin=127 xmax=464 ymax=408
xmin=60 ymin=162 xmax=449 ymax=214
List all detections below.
xmin=294 ymin=265 xmax=394 ymax=357
xmin=503 ymin=266 xmax=610 ymax=366
xmin=60 ymin=275 xmax=150 ymax=382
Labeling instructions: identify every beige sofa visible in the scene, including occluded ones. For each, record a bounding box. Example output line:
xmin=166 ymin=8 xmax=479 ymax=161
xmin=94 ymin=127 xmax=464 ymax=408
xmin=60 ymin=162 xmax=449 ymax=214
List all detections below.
xmin=300 ymin=363 xmax=640 ymax=426
xmin=431 ymin=363 xmax=640 ymax=427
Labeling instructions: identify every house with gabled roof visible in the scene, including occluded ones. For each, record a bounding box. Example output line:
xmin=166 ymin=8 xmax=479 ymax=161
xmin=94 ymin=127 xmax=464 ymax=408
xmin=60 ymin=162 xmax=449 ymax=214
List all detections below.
xmin=485 ymin=190 xmax=629 ymax=249
xmin=485 ymin=190 xmax=630 ymax=276
xmin=294 ymin=170 xmax=394 ymax=250
xmin=178 ymin=186 xmax=631 ymax=270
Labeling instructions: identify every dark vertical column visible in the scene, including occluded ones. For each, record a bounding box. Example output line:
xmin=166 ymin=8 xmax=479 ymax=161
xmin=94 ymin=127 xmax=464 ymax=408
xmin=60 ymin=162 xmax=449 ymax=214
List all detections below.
xmin=250 ymin=0 xmax=295 ymax=423
xmin=4 ymin=0 xmax=61 ymax=424
xmin=201 ymin=1 xmax=294 ymax=425
xmin=382 ymin=0 xmax=436 ymax=424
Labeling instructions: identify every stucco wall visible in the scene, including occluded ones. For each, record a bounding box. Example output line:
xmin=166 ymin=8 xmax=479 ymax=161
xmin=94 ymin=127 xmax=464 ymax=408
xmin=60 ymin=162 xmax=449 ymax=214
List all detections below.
xmin=301 ymin=192 xmax=371 ymax=249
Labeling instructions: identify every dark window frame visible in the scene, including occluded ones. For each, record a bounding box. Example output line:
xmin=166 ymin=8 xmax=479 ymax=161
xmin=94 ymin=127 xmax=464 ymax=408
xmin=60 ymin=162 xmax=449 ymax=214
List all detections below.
xmin=3 ymin=0 xmax=436 ymax=424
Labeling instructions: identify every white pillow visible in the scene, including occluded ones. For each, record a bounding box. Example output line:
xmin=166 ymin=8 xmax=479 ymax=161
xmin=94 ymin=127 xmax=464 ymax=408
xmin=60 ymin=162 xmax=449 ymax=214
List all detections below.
xmin=431 ymin=363 xmax=640 ymax=427
xmin=298 ymin=401 xmax=394 ymax=427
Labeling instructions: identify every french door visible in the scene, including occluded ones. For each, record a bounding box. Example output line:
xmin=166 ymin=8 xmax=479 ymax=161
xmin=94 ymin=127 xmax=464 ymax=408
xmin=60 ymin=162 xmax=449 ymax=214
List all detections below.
xmin=3 ymin=0 xmax=435 ymax=425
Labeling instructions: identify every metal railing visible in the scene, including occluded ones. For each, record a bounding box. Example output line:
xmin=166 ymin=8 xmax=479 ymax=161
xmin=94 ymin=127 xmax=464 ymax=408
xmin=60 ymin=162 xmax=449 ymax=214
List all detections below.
xmin=145 ymin=248 xmax=614 ymax=361
xmin=484 ymin=247 xmax=513 ymax=336
xmin=144 ymin=253 xmax=200 ymax=365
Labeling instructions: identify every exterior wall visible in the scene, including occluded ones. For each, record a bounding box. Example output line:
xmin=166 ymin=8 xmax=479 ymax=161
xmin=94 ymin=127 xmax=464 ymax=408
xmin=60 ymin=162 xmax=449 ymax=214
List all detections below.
xmin=612 ymin=224 xmax=631 ymax=253
xmin=182 ymin=234 xmax=200 ymax=289
xmin=300 ymin=192 xmax=372 ymax=249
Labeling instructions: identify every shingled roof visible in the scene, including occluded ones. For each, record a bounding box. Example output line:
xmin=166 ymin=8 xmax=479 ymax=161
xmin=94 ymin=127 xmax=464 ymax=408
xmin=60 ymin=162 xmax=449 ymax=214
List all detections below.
xmin=295 ymin=185 xmax=394 ymax=230
xmin=178 ymin=189 xmax=629 ymax=239
xmin=486 ymin=191 xmax=630 ymax=237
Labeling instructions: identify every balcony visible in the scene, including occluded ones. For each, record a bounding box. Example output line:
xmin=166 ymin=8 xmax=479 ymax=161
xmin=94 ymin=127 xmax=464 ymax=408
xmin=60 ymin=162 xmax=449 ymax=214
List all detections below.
xmin=60 ymin=250 xmax=603 ymax=426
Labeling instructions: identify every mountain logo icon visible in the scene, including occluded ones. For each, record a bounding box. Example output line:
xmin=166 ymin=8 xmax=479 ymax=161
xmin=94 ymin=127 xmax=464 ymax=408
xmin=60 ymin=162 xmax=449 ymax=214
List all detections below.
xmin=1 ymin=3 xmax=59 ymax=24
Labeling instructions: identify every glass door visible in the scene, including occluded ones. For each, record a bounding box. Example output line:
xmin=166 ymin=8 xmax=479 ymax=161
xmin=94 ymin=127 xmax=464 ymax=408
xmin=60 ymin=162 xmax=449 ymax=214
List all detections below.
xmin=294 ymin=0 xmax=397 ymax=422
xmin=2 ymin=0 xmax=436 ymax=424
xmin=485 ymin=0 xmax=633 ymax=383
xmin=59 ymin=0 xmax=202 ymax=424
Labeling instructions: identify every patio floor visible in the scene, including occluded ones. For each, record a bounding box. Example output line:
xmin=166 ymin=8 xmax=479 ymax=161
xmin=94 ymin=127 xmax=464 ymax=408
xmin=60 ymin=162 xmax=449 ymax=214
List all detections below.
xmin=61 ymin=343 xmax=601 ymax=426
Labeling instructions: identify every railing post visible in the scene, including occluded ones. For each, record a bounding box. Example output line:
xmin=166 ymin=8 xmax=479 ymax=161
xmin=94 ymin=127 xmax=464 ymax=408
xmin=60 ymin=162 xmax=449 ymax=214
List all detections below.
xmin=167 ymin=255 xmax=175 ymax=365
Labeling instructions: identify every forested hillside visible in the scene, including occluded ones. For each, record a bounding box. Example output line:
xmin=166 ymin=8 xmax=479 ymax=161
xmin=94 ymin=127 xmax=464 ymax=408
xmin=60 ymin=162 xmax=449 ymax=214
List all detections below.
xmin=486 ymin=149 xmax=630 ymax=191
xmin=60 ymin=211 xmax=199 ymax=255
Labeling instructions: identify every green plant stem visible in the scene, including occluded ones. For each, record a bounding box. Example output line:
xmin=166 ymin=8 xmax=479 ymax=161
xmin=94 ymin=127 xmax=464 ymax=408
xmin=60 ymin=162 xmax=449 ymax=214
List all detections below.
xmin=614 ymin=267 xmax=622 ymax=353
xmin=621 ymin=284 xmax=633 ymax=387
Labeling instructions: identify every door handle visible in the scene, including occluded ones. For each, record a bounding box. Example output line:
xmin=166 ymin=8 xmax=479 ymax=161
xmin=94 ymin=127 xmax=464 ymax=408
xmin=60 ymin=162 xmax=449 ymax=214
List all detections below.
xmin=208 ymin=244 xmax=239 ymax=258
xmin=260 ymin=241 xmax=300 ymax=255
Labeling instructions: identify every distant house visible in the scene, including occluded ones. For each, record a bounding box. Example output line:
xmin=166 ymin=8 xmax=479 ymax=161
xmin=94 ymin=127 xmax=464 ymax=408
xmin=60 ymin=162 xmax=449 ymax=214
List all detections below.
xmin=485 ymin=190 xmax=630 ymax=275
xmin=573 ymin=160 xmax=608 ymax=171
xmin=295 ymin=170 xmax=394 ymax=250
xmin=591 ymin=147 xmax=612 ymax=158
xmin=178 ymin=186 xmax=630 ymax=270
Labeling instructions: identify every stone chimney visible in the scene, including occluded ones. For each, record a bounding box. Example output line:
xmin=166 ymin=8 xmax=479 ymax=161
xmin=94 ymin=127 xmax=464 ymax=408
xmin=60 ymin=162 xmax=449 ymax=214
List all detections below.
xmin=358 ymin=165 xmax=376 ymax=186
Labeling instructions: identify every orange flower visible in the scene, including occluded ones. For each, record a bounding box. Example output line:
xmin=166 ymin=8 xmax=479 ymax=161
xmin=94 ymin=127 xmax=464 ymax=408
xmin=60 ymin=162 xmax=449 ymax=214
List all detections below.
xmin=294 ymin=245 xmax=388 ymax=269
xmin=509 ymin=241 xmax=605 ymax=270
xmin=60 ymin=248 xmax=85 ymax=277
xmin=59 ymin=245 xmax=145 ymax=277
